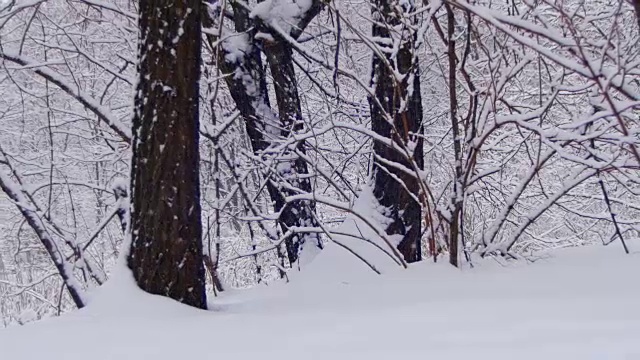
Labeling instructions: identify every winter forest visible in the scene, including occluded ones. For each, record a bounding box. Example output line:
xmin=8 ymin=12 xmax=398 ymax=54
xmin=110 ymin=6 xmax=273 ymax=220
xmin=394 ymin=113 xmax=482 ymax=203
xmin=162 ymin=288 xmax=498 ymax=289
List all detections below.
xmin=0 ymin=0 xmax=639 ymax=353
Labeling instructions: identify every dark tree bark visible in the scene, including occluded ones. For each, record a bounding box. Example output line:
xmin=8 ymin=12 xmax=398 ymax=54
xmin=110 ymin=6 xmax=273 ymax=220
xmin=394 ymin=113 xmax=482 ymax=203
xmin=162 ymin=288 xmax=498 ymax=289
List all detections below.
xmin=261 ymin=31 xmax=321 ymax=265
xmin=633 ymin=0 xmax=640 ymax=34
xmin=203 ymin=2 xmax=323 ymax=265
xmin=129 ymin=0 xmax=207 ymax=309
xmin=112 ymin=181 xmax=128 ymax=233
xmin=207 ymin=4 xmax=273 ymax=154
xmin=370 ymin=0 xmax=424 ymax=263
xmin=445 ymin=4 xmax=461 ymax=267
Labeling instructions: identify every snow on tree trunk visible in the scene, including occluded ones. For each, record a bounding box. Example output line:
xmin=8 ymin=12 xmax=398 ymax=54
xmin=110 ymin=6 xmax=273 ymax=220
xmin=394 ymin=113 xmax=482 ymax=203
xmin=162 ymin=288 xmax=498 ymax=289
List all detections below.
xmin=205 ymin=3 xmax=323 ymax=266
xmin=129 ymin=0 xmax=207 ymax=309
xmin=370 ymin=0 xmax=424 ymax=263
xmin=262 ymin=30 xmax=322 ymax=266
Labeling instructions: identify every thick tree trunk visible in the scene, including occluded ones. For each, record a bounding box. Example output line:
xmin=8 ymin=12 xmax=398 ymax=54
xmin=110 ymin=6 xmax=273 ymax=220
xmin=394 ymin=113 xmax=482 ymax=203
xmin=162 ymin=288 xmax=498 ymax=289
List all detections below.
xmin=129 ymin=0 xmax=206 ymax=309
xmin=370 ymin=0 xmax=424 ymax=263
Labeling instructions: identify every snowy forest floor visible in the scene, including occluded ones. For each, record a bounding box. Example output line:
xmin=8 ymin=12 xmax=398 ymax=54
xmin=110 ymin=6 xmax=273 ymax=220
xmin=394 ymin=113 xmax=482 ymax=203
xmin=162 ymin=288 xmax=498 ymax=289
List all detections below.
xmin=2 ymin=239 xmax=640 ymax=359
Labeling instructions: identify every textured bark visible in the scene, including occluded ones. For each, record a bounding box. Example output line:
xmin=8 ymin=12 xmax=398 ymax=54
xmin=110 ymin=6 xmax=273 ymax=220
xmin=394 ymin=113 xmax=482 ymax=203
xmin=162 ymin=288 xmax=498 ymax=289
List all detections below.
xmin=370 ymin=0 xmax=424 ymax=263
xmin=204 ymin=3 xmax=323 ymax=265
xmin=129 ymin=0 xmax=206 ymax=309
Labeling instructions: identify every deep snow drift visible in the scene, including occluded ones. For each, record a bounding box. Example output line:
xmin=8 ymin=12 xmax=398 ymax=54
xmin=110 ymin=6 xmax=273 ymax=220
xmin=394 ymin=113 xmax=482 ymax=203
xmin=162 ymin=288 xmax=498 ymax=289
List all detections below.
xmin=1 ymin=238 xmax=639 ymax=359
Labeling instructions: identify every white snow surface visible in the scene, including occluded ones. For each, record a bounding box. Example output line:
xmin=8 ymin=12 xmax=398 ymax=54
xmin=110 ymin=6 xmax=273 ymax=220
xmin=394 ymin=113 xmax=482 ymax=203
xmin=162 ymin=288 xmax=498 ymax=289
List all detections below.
xmin=250 ymin=0 xmax=312 ymax=34
xmin=2 ymin=238 xmax=640 ymax=359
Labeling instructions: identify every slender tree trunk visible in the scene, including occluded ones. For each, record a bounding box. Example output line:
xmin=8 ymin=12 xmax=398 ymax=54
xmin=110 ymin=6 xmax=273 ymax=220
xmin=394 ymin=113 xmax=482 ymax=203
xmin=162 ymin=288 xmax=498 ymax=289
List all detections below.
xmin=633 ymin=0 xmax=640 ymax=33
xmin=262 ymin=34 xmax=321 ymax=265
xmin=112 ymin=181 xmax=128 ymax=233
xmin=370 ymin=0 xmax=424 ymax=263
xmin=129 ymin=0 xmax=207 ymax=309
xmin=204 ymin=4 xmax=322 ymax=265
xmin=446 ymin=4 xmax=461 ymax=267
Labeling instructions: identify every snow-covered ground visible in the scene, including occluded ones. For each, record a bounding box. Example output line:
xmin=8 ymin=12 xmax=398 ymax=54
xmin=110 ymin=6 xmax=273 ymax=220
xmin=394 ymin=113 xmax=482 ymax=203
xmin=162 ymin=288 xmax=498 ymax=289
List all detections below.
xmin=1 ymin=238 xmax=639 ymax=359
